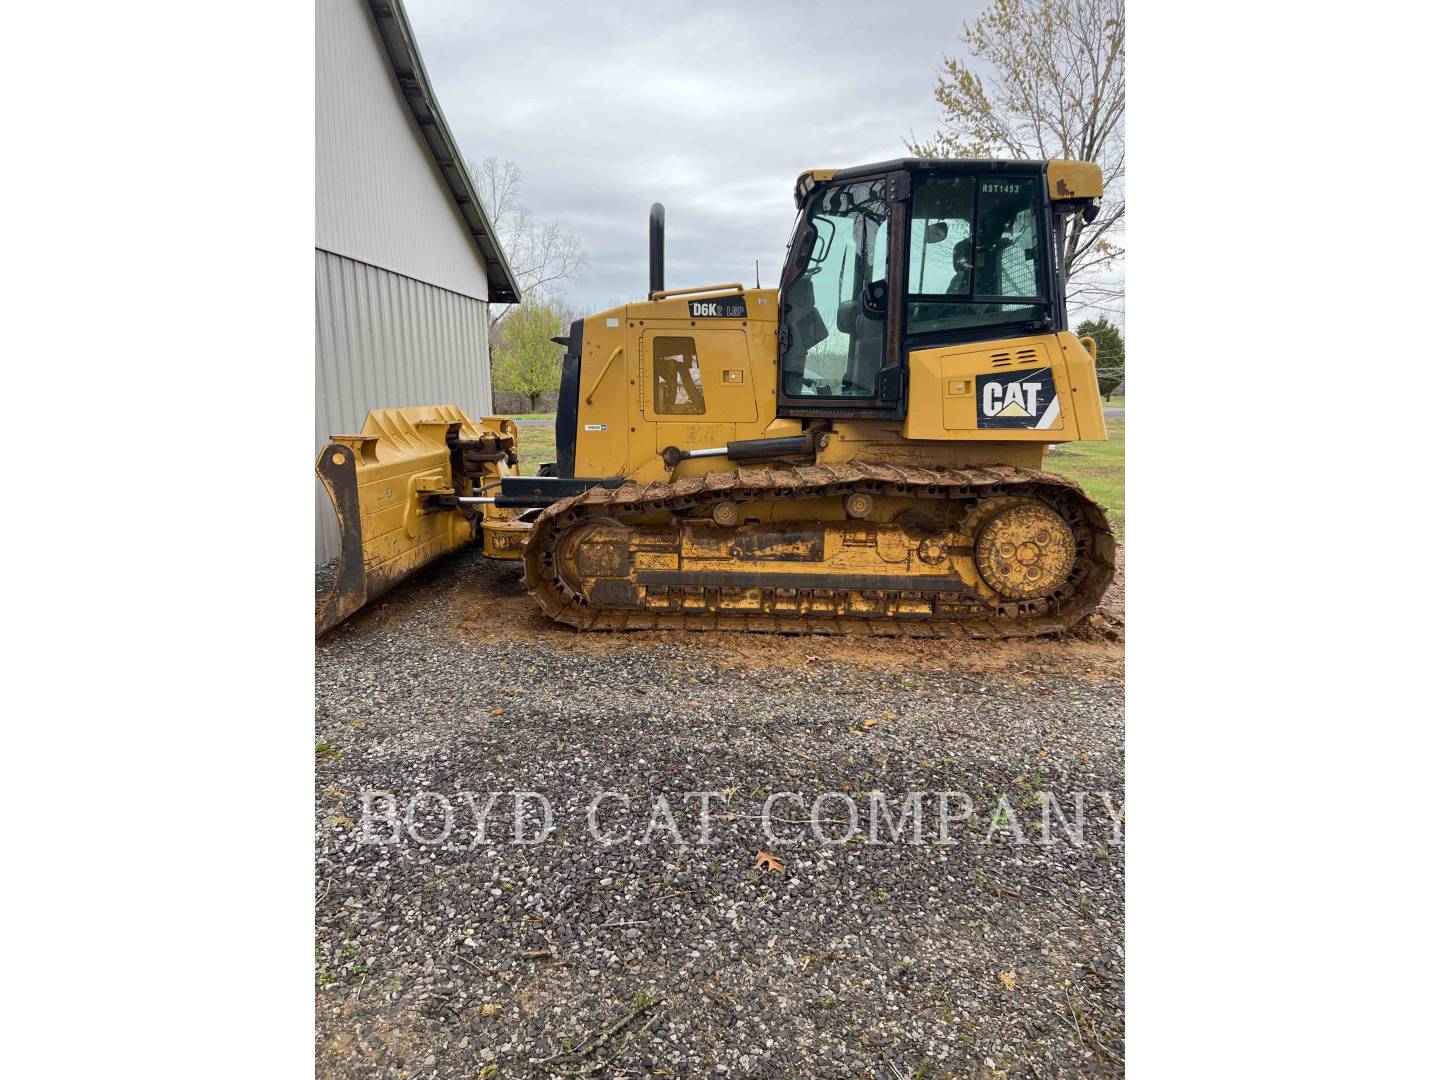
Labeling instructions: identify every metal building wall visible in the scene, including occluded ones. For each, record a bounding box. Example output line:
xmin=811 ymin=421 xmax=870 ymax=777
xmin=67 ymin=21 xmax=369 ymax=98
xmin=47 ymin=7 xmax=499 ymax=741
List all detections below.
xmin=316 ymin=0 xmax=490 ymax=301
xmin=315 ymin=250 xmax=492 ymax=563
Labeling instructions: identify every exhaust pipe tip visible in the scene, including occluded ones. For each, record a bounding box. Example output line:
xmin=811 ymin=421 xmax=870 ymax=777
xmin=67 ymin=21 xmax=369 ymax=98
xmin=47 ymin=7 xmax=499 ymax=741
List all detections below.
xmin=648 ymin=202 xmax=665 ymax=297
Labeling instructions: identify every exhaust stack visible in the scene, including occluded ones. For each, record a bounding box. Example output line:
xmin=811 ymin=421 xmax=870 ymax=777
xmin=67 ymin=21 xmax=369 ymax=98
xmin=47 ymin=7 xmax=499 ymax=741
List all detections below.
xmin=648 ymin=202 xmax=665 ymax=297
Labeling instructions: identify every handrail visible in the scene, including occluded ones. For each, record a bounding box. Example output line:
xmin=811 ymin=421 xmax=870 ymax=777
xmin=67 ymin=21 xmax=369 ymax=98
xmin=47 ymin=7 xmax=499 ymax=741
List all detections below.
xmin=1079 ymin=335 xmax=1098 ymax=361
xmin=584 ymin=346 xmax=624 ymax=405
xmin=648 ymin=282 xmax=745 ymax=301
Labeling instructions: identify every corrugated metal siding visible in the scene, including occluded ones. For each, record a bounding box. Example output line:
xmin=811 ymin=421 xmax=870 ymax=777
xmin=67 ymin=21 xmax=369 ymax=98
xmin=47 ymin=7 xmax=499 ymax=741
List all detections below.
xmin=316 ymin=0 xmax=490 ymax=300
xmin=315 ymin=250 xmax=492 ymax=562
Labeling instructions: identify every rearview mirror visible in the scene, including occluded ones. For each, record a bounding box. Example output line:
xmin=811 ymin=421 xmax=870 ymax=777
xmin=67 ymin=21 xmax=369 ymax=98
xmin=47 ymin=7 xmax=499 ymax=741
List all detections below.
xmin=924 ymin=221 xmax=949 ymax=244
xmin=791 ymin=224 xmax=817 ymax=269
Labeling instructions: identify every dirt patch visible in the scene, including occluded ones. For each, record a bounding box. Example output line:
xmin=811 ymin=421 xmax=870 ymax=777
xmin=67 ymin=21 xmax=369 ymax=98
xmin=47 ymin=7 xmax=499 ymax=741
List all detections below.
xmin=699 ymin=628 xmax=1122 ymax=679
xmin=316 ymin=1001 xmax=431 ymax=1075
xmin=319 ymin=541 xmax=1123 ymax=683
xmin=436 ymin=546 xmax=1124 ymax=681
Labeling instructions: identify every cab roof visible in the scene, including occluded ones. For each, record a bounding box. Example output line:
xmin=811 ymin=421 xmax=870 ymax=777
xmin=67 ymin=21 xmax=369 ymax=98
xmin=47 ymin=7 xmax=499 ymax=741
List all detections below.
xmin=793 ymin=158 xmax=1099 ymax=208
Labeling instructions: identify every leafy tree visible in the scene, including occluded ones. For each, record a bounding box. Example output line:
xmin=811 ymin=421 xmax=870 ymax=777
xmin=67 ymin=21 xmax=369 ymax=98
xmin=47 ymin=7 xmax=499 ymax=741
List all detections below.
xmin=908 ymin=0 xmax=1124 ymax=317
xmin=1076 ymin=317 xmax=1124 ymax=398
xmin=491 ymin=300 xmax=569 ymax=411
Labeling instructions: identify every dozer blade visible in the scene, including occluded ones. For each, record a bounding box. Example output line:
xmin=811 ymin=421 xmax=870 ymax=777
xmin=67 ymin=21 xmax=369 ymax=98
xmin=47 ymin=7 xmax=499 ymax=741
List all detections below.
xmin=316 ymin=405 xmax=516 ymax=635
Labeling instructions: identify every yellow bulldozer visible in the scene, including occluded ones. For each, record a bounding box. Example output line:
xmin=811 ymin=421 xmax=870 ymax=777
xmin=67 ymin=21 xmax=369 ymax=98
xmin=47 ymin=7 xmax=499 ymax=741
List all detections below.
xmin=317 ymin=157 xmax=1115 ymax=637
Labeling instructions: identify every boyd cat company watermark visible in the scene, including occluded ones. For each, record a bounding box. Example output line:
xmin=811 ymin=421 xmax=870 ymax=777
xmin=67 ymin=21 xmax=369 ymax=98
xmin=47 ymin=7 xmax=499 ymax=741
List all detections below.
xmin=351 ymin=789 xmax=1123 ymax=850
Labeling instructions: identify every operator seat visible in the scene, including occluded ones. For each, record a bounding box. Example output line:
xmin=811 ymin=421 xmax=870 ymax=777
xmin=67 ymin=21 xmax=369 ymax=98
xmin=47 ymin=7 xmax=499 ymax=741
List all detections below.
xmin=946 ymin=242 xmax=972 ymax=295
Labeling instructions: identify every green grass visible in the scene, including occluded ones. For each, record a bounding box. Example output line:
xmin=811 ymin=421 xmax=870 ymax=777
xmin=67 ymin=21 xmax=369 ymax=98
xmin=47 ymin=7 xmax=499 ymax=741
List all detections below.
xmin=511 ymin=417 xmax=1125 ymax=540
xmin=1100 ymin=394 xmax=1124 ymax=410
xmin=1046 ymin=419 xmax=1125 ymax=538
xmin=500 ymin=412 xmax=557 ymax=421
xmin=516 ymin=423 xmax=556 ymax=472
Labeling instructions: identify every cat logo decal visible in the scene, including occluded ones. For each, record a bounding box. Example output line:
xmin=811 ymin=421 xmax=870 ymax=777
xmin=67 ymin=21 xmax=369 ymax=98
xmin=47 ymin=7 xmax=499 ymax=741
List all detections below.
xmin=976 ymin=367 xmax=1060 ymax=430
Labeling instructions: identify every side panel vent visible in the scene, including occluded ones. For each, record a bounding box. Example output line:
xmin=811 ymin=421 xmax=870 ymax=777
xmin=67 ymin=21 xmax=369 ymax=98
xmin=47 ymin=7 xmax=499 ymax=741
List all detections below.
xmin=989 ymin=352 xmax=1013 ymax=368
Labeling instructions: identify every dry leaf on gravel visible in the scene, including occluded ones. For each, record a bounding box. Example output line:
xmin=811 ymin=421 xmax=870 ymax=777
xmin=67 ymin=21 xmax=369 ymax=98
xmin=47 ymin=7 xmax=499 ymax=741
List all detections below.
xmin=491 ymin=707 xmax=504 ymax=716
xmin=863 ymin=718 xmax=879 ymax=729
xmin=998 ymin=971 xmax=1016 ymax=990
xmin=754 ymin=851 xmax=784 ymax=874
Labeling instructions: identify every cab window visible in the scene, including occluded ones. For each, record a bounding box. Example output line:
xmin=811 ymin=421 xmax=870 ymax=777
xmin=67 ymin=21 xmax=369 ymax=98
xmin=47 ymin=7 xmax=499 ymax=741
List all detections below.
xmin=780 ymin=178 xmax=890 ymax=399
xmin=652 ymin=336 xmax=705 ymax=414
xmin=906 ymin=174 xmax=1047 ymax=336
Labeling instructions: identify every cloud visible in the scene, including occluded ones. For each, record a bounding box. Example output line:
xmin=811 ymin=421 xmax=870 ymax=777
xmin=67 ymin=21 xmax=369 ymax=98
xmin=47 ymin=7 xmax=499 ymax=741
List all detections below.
xmin=404 ymin=0 xmax=983 ymax=311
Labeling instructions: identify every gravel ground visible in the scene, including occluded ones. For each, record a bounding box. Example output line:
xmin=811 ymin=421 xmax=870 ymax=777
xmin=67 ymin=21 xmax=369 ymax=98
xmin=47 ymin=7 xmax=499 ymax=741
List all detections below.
xmin=316 ymin=549 xmax=1124 ymax=1078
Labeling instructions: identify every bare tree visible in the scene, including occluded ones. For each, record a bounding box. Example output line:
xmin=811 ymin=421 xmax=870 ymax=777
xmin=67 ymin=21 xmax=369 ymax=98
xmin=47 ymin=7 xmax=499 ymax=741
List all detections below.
xmin=467 ymin=156 xmax=586 ymax=333
xmin=908 ymin=0 xmax=1124 ymax=318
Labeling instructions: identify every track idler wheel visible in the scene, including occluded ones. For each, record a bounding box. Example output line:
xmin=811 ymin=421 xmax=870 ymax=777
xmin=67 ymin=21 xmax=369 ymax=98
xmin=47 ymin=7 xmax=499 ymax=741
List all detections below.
xmin=974 ymin=502 xmax=1076 ymax=600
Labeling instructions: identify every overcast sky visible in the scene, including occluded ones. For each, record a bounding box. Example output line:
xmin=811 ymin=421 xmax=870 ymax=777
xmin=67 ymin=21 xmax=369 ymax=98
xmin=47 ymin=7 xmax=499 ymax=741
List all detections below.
xmin=405 ymin=0 xmax=989 ymax=313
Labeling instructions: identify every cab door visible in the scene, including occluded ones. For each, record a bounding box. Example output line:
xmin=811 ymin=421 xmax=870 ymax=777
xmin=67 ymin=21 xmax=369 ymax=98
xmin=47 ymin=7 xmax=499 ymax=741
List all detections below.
xmin=641 ymin=328 xmax=756 ymax=454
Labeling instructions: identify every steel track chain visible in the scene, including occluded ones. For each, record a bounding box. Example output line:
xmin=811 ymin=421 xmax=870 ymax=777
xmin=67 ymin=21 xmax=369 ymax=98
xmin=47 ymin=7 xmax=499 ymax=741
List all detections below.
xmin=520 ymin=462 xmax=1115 ymax=638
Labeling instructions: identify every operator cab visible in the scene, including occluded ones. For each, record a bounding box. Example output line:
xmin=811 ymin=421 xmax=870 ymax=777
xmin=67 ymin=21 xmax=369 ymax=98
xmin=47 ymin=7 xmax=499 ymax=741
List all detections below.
xmin=777 ymin=158 xmax=1099 ymax=419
